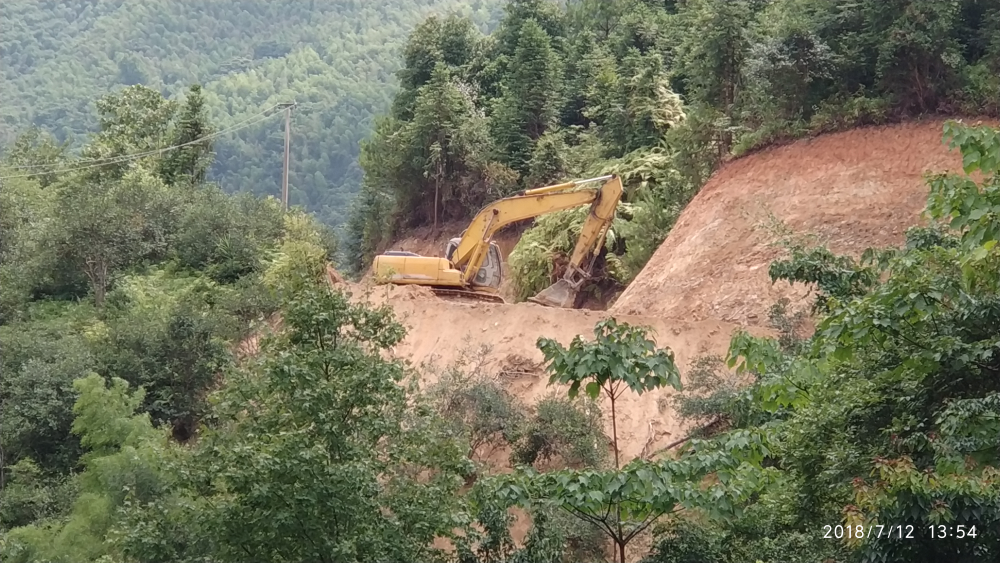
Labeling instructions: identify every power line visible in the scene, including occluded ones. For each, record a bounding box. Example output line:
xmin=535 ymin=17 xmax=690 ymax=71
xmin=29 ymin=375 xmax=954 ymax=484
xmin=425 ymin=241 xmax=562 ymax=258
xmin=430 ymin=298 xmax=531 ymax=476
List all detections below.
xmin=0 ymin=103 xmax=285 ymax=179
xmin=6 ymin=103 xmax=282 ymax=171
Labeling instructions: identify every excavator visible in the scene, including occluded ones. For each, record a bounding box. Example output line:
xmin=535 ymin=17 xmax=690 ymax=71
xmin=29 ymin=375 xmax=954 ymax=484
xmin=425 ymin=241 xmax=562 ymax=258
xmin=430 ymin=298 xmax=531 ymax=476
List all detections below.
xmin=371 ymin=174 xmax=623 ymax=308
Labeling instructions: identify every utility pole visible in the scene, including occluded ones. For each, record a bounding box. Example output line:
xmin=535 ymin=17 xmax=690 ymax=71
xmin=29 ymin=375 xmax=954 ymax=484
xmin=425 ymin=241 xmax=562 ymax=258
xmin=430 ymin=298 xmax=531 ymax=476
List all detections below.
xmin=279 ymin=102 xmax=296 ymax=211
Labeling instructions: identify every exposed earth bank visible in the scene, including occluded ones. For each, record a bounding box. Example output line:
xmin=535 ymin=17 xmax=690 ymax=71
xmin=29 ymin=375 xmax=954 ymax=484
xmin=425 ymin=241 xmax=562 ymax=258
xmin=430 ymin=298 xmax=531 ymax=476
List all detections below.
xmin=349 ymin=283 xmax=762 ymax=461
xmin=341 ymin=118 xmax=996 ymax=461
xmin=610 ymin=118 xmax=995 ymax=325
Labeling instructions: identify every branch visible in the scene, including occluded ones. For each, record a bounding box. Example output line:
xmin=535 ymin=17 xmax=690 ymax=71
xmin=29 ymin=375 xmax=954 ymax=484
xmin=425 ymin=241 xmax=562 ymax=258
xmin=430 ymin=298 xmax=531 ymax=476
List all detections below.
xmin=622 ymin=512 xmax=662 ymax=544
xmin=564 ymin=505 xmax=617 ymax=540
xmin=648 ymin=416 xmax=725 ymax=458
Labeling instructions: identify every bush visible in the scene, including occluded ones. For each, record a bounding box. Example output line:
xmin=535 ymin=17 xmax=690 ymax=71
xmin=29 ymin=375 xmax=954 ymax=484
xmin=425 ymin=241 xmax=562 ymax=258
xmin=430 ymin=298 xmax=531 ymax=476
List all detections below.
xmin=427 ymin=349 xmax=527 ymax=462
xmin=956 ymin=62 xmax=1000 ymax=117
xmin=0 ymin=306 xmax=95 ymax=473
xmin=93 ymin=271 xmax=241 ymax=440
xmin=808 ymin=91 xmax=890 ymax=135
xmin=511 ymin=393 xmax=607 ymax=469
xmin=640 ymin=520 xmax=726 ymax=563
xmin=0 ymin=459 xmax=79 ymax=531
xmin=670 ymin=354 xmax=749 ymax=434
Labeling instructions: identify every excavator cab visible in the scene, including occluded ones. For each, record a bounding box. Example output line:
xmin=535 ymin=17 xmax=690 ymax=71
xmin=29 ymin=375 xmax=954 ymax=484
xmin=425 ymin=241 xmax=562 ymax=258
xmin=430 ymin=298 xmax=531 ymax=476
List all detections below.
xmin=446 ymin=238 xmax=503 ymax=290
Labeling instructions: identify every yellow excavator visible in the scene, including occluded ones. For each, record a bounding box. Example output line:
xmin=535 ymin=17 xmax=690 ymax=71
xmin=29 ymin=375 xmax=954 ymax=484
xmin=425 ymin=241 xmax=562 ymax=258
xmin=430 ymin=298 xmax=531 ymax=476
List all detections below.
xmin=371 ymin=174 xmax=623 ymax=308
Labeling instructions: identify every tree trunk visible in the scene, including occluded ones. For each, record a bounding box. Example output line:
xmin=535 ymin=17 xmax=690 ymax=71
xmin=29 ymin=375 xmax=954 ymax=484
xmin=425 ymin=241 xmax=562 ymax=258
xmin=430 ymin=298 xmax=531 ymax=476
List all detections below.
xmin=433 ymin=178 xmax=439 ymax=231
xmin=610 ymin=394 xmax=620 ymax=470
xmin=84 ymin=257 xmax=109 ymax=308
xmin=610 ymin=389 xmax=624 ymax=562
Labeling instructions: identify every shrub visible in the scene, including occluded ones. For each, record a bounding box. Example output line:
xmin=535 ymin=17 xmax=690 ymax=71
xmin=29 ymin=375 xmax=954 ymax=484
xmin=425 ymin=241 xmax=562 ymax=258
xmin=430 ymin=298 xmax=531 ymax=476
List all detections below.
xmin=426 ymin=348 xmax=527 ymax=462
xmin=511 ymin=393 xmax=607 ymax=469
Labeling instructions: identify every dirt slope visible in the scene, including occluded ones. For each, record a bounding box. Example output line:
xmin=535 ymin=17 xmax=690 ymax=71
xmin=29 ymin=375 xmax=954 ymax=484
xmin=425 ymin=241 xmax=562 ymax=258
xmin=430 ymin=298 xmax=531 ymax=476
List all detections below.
xmin=611 ymin=118 xmax=993 ymax=325
xmin=347 ymin=282 xmax=764 ymax=462
xmin=344 ymin=118 xmax=993 ymax=459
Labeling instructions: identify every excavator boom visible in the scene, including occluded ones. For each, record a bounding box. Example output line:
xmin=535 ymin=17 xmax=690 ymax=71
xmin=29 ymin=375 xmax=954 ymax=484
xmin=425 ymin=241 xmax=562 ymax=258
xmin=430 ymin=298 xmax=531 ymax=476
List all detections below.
xmin=371 ymin=174 xmax=624 ymax=308
xmin=528 ymin=175 xmax=623 ymax=307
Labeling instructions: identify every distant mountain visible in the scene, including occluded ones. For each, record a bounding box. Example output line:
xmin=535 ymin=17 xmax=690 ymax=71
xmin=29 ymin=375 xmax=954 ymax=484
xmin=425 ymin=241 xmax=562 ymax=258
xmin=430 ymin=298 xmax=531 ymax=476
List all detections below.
xmin=0 ymin=0 xmax=503 ymax=227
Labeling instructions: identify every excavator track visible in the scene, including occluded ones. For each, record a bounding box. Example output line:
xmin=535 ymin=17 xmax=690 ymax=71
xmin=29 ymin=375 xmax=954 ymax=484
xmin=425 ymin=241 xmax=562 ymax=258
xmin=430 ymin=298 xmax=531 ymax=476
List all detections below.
xmin=431 ymin=288 xmax=507 ymax=305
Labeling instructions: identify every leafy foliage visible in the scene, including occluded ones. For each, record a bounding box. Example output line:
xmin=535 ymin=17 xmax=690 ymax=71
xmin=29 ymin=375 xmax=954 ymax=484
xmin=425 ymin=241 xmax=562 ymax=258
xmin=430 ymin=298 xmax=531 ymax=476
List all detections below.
xmin=538 ymin=318 xmax=680 ymax=406
xmin=427 ymin=348 xmax=609 ymax=474
xmin=768 ymin=245 xmax=882 ymax=313
xmin=483 ymin=430 xmax=774 ymax=563
xmin=428 ymin=350 xmax=528 ymax=463
xmin=0 ymin=82 xmax=331 ymax=556
xmin=2 ymin=373 xmax=178 ymax=563
xmin=92 ymin=271 xmax=240 ymax=440
xmin=511 ymin=394 xmax=607 ymax=470
xmin=184 ymin=284 xmax=470 ymax=563
xmin=348 ymin=0 xmax=1000 ymax=283
xmin=532 ymin=318 xmax=706 ymax=563
xmin=0 ymin=306 xmax=94 ymax=474
xmin=507 ymin=205 xmax=626 ymax=302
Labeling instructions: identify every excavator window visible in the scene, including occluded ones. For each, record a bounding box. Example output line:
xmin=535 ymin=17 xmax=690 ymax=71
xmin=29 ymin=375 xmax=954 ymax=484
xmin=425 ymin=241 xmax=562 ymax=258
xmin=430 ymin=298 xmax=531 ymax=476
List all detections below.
xmin=446 ymin=237 xmax=502 ymax=289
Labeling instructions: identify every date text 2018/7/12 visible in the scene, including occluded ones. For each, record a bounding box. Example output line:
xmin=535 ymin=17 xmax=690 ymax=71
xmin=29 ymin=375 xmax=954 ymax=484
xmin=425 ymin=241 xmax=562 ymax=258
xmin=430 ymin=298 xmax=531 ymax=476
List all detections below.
xmin=823 ymin=524 xmax=915 ymax=539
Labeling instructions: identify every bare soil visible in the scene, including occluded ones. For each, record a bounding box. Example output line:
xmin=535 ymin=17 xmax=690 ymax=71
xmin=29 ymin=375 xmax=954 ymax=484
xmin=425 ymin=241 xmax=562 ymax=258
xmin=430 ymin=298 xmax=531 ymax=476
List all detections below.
xmin=611 ymin=118 xmax=996 ymax=325
xmin=351 ymin=282 xmax=766 ymax=463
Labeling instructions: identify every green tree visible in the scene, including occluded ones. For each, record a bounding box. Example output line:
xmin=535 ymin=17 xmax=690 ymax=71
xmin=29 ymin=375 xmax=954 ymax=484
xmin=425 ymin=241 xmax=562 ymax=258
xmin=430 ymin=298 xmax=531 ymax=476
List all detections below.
xmin=159 ymin=84 xmax=214 ymax=185
xmin=83 ymin=85 xmax=179 ymax=180
xmin=492 ymin=0 xmax=566 ymax=61
xmin=674 ymin=0 xmax=756 ymax=151
xmin=860 ymin=0 xmax=965 ymax=114
xmin=393 ymin=15 xmax=481 ymax=121
xmin=0 ymin=310 xmax=93 ymax=474
xmin=404 ymin=63 xmax=494 ymax=226
xmin=534 ymin=319 xmax=680 ymax=562
xmin=50 ymin=168 xmax=179 ymax=307
xmin=93 ymin=272 xmax=238 ymax=441
xmin=490 ymin=18 xmax=562 ymax=178
xmin=2 ymin=128 xmax=68 ymax=188
xmin=188 ymin=281 xmax=472 ymax=562
xmin=586 ymin=50 xmax=685 ymax=157
xmin=538 ymin=318 xmax=680 ymax=469
xmin=1 ymin=373 xmax=179 ymax=563
xmin=0 ymin=175 xmax=52 ymax=322
xmin=524 ymin=130 xmax=568 ymax=187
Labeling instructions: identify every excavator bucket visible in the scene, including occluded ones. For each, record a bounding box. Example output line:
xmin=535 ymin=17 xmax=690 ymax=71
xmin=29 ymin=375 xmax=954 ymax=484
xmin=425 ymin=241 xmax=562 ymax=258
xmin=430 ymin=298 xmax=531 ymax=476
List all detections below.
xmin=528 ymin=279 xmax=579 ymax=308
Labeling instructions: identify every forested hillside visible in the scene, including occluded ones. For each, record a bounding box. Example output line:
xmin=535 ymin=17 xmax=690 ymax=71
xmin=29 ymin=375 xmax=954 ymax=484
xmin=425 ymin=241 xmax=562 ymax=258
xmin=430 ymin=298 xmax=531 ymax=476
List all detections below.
xmin=4 ymin=101 xmax=1000 ymax=562
xmin=4 ymin=1 xmax=1000 ymax=562
xmin=347 ymin=0 xmax=1000 ymax=294
xmin=0 ymin=0 xmax=503 ymax=227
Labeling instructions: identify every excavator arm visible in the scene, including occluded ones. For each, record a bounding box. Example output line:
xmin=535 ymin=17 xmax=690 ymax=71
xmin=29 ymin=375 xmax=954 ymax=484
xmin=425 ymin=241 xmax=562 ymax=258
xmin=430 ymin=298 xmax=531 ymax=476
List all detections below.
xmin=527 ymin=174 xmax=623 ymax=307
xmin=371 ymin=174 xmax=623 ymax=308
xmin=450 ymin=174 xmax=622 ymax=286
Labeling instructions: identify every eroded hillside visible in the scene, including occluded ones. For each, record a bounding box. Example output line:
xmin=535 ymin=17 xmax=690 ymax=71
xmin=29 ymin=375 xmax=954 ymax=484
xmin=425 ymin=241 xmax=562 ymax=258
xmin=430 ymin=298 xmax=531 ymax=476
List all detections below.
xmin=357 ymin=119 xmax=995 ymax=461
xmin=348 ymin=283 xmax=759 ymax=462
xmin=611 ymin=118 xmax=997 ymax=325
